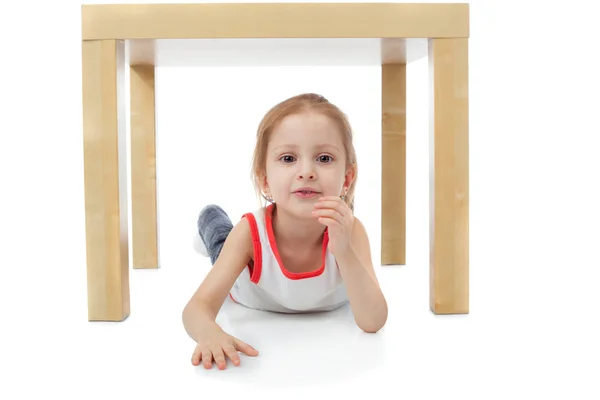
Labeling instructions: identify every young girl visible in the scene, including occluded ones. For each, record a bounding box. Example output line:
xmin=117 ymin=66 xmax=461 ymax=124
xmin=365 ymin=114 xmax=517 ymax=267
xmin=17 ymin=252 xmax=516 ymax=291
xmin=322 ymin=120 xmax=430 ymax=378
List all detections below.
xmin=182 ymin=93 xmax=388 ymax=370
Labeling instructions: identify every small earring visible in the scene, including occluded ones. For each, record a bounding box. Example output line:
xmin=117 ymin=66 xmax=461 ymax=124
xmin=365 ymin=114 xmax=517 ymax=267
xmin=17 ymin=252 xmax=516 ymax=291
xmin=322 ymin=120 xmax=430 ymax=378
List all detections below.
xmin=262 ymin=193 xmax=274 ymax=203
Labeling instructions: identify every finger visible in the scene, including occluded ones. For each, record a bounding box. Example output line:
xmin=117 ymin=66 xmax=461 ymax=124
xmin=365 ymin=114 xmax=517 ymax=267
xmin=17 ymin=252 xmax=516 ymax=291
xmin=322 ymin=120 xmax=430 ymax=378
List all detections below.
xmin=317 ymin=217 xmax=339 ymax=228
xmin=319 ymin=196 xmax=345 ymax=201
xmin=313 ymin=207 xmax=343 ymax=217
xmin=314 ymin=200 xmax=350 ymax=217
xmin=318 ymin=196 xmax=349 ymax=207
xmin=192 ymin=347 xmax=202 ymax=366
xmin=234 ymin=339 xmax=259 ymax=357
xmin=212 ymin=347 xmax=228 ymax=370
xmin=201 ymin=349 xmax=213 ymax=369
xmin=223 ymin=344 xmax=241 ymax=366
xmin=313 ymin=203 xmax=345 ymax=218
xmin=314 ymin=199 xmax=346 ymax=210
xmin=313 ymin=209 xmax=344 ymax=224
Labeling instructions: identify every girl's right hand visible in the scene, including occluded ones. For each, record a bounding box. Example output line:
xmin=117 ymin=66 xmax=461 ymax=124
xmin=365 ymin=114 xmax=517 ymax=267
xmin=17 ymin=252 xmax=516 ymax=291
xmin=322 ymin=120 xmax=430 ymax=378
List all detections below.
xmin=191 ymin=327 xmax=259 ymax=369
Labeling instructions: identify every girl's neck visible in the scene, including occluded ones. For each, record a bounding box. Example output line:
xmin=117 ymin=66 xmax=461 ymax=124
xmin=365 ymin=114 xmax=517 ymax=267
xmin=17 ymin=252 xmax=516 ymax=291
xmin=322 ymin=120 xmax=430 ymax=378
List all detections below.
xmin=271 ymin=204 xmax=325 ymax=248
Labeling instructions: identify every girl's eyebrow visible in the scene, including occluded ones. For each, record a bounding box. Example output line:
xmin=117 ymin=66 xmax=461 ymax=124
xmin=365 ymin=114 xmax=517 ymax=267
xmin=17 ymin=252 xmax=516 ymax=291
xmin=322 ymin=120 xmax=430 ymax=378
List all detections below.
xmin=272 ymin=144 xmax=341 ymax=153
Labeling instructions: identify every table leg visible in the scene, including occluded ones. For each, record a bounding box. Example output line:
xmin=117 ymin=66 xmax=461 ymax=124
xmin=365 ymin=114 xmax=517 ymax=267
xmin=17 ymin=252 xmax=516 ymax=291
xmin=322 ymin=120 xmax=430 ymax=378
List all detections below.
xmin=82 ymin=39 xmax=130 ymax=321
xmin=381 ymin=63 xmax=407 ymax=266
xmin=130 ymin=64 xmax=159 ymax=270
xmin=428 ymin=38 xmax=469 ymax=314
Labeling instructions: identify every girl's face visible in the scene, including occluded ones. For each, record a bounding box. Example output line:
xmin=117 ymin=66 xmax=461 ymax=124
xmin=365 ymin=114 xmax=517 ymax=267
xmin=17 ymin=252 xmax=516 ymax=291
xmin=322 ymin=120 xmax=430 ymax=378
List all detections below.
xmin=263 ymin=112 xmax=353 ymax=218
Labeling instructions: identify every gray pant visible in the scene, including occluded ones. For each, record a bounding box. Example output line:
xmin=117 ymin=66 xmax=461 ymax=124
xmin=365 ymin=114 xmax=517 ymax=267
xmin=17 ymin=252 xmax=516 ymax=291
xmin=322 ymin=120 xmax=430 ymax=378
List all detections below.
xmin=197 ymin=204 xmax=234 ymax=265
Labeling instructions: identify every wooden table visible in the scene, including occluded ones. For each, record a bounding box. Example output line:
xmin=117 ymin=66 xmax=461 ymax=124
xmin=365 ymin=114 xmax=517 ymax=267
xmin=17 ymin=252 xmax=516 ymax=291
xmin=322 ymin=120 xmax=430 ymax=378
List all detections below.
xmin=81 ymin=2 xmax=470 ymax=321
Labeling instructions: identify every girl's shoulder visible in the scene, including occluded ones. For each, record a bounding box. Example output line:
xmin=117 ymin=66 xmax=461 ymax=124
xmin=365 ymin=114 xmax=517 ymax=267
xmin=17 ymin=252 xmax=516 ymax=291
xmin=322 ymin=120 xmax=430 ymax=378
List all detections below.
xmin=231 ymin=216 xmax=255 ymax=256
xmin=185 ymin=215 xmax=255 ymax=314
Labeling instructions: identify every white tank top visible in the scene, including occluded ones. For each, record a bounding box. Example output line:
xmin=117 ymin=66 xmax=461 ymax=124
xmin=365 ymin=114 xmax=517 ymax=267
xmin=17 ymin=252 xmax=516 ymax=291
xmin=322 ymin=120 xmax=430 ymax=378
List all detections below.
xmin=228 ymin=203 xmax=349 ymax=313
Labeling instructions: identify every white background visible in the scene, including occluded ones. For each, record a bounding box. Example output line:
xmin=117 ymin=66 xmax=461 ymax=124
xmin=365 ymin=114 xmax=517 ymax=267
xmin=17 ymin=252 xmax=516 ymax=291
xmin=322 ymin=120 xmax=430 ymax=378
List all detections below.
xmin=1 ymin=0 xmax=599 ymax=398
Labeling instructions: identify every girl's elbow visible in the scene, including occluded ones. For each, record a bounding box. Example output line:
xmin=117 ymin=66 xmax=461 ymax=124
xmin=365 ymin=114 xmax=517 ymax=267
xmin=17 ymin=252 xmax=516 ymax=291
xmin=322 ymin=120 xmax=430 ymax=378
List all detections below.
xmin=359 ymin=321 xmax=385 ymax=333
xmin=358 ymin=312 xmax=388 ymax=333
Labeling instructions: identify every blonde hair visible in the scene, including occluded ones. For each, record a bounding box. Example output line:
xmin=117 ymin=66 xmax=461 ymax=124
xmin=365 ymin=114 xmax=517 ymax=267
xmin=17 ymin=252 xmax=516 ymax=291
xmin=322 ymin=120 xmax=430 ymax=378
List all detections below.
xmin=251 ymin=93 xmax=358 ymax=210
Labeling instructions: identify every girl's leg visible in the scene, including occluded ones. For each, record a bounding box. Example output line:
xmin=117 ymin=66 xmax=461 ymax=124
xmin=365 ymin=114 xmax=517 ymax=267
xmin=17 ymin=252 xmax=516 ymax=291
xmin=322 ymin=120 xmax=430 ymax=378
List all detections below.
xmin=197 ymin=204 xmax=234 ymax=265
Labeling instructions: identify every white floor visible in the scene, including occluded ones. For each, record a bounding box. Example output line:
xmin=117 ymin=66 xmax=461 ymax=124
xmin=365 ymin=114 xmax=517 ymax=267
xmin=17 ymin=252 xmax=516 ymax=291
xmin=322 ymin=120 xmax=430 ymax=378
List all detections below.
xmin=6 ymin=238 xmax=598 ymax=399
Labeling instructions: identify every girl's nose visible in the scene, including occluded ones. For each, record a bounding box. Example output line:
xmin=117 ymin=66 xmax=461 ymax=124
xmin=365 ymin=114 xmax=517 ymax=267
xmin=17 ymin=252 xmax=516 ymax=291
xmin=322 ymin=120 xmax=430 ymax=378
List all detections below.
xmin=298 ymin=173 xmax=315 ymax=180
xmin=298 ymin=168 xmax=316 ymax=180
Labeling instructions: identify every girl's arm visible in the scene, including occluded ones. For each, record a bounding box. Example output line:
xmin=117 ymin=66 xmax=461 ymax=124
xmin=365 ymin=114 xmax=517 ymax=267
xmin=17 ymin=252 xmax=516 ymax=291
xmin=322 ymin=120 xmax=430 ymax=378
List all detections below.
xmin=182 ymin=218 xmax=253 ymax=342
xmin=335 ymin=217 xmax=388 ymax=333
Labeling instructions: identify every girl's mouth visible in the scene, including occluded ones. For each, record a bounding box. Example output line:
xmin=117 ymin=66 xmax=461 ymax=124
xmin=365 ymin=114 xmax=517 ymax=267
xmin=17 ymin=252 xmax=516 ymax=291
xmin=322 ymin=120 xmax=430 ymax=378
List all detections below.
xmin=293 ymin=190 xmax=320 ymax=198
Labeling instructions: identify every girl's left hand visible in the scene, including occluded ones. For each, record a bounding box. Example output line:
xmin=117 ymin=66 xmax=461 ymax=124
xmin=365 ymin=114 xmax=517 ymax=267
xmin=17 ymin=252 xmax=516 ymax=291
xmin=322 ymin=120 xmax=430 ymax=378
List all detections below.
xmin=312 ymin=196 xmax=354 ymax=257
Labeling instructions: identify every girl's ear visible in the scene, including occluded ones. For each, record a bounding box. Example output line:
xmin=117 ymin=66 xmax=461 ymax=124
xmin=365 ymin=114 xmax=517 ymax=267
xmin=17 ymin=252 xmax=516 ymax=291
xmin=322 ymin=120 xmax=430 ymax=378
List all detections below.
xmin=260 ymin=173 xmax=269 ymax=193
xmin=344 ymin=164 xmax=356 ymax=188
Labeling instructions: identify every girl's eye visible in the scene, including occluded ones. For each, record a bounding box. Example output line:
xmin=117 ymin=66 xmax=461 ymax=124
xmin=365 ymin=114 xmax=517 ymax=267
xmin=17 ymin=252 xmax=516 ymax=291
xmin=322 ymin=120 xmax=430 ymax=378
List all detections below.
xmin=280 ymin=155 xmax=296 ymax=163
xmin=318 ymin=155 xmax=333 ymax=163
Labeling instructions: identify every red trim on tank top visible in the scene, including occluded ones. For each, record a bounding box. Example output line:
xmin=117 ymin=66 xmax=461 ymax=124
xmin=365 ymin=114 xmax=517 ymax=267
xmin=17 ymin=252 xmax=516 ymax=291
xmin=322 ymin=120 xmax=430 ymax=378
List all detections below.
xmin=241 ymin=213 xmax=262 ymax=283
xmin=265 ymin=203 xmax=328 ymax=280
